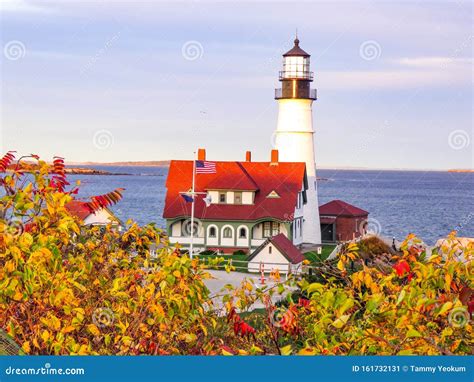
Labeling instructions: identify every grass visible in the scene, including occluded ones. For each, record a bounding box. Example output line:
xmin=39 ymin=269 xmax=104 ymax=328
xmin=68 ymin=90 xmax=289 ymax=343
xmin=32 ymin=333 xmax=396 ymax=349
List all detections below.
xmin=304 ymin=245 xmax=336 ymax=264
xmin=196 ymin=252 xmax=249 ymax=272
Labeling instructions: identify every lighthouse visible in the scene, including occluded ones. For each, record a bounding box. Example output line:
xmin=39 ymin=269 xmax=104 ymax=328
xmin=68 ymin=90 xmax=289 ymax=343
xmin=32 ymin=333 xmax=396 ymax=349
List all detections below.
xmin=274 ymin=36 xmax=322 ymax=245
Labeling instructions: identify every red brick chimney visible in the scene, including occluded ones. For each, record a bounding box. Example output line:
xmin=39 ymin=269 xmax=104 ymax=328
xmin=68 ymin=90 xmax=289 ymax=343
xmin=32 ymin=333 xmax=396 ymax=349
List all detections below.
xmin=270 ymin=149 xmax=279 ymax=165
xmin=197 ymin=148 xmax=206 ymax=161
xmin=245 ymin=151 xmax=252 ymax=162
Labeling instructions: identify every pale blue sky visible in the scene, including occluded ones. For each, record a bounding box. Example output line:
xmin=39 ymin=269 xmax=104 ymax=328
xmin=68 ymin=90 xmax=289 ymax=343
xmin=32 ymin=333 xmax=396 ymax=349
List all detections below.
xmin=1 ymin=0 xmax=472 ymax=170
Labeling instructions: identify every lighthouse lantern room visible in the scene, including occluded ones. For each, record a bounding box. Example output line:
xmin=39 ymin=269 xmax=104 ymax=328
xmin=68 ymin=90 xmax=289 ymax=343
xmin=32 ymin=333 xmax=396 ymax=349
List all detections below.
xmin=274 ymin=36 xmax=322 ymax=245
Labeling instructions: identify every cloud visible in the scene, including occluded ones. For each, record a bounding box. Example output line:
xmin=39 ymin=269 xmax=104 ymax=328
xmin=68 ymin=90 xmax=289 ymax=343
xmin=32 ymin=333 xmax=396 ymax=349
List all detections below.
xmin=0 ymin=0 xmax=55 ymax=13
xmin=318 ymin=67 xmax=470 ymax=90
xmin=393 ymin=57 xmax=473 ymax=68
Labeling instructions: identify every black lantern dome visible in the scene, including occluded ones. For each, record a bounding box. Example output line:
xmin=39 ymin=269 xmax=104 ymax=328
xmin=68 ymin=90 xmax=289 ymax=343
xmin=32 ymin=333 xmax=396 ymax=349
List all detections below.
xmin=275 ymin=37 xmax=317 ymax=100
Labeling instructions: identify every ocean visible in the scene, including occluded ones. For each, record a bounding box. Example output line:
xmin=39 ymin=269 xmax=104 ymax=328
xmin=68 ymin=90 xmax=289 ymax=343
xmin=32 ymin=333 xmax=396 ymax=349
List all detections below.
xmin=68 ymin=166 xmax=474 ymax=245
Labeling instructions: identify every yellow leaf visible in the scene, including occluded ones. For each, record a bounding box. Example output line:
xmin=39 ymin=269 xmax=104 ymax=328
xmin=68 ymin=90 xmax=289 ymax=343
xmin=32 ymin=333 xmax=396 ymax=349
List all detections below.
xmin=445 ymin=273 xmax=452 ymax=292
xmin=437 ymin=301 xmax=453 ymax=317
xmin=62 ymin=326 xmax=76 ymax=334
xmin=21 ymin=341 xmax=31 ymax=354
xmin=13 ymin=290 xmax=23 ymax=301
xmin=87 ymin=324 xmax=101 ymax=336
xmin=337 ymin=259 xmax=345 ymax=271
xmin=280 ymin=344 xmax=292 ymax=355
xmin=41 ymin=330 xmax=49 ymax=343
xmin=298 ymin=347 xmax=317 ymax=355
xmin=332 ymin=314 xmax=350 ymax=329
xmin=364 ymin=273 xmax=373 ymax=287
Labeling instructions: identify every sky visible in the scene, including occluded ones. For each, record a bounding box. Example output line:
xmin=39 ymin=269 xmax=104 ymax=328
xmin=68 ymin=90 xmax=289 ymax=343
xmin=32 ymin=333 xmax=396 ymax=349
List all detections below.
xmin=1 ymin=0 xmax=473 ymax=170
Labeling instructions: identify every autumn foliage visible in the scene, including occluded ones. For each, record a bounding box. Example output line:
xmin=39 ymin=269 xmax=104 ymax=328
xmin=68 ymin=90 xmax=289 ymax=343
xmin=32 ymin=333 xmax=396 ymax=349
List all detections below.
xmin=0 ymin=152 xmax=472 ymax=355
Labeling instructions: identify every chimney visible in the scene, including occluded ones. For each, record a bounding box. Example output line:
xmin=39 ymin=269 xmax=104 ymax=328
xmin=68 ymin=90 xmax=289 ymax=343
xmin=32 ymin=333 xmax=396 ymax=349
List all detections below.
xmin=270 ymin=149 xmax=279 ymax=165
xmin=245 ymin=151 xmax=252 ymax=162
xmin=197 ymin=148 xmax=206 ymax=161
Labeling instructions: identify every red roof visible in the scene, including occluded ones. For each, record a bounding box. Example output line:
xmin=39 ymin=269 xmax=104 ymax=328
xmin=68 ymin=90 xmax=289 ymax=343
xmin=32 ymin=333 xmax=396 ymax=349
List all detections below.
xmin=65 ymin=200 xmax=92 ymax=220
xmin=249 ymin=233 xmax=305 ymax=264
xmin=163 ymin=160 xmax=306 ymax=221
xmin=319 ymin=200 xmax=368 ymax=217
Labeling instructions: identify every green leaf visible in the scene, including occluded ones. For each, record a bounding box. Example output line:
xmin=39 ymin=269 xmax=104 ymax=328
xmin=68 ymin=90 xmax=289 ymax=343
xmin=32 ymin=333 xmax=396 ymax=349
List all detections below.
xmin=306 ymin=283 xmax=323 ymax=295
xmin=396 ymin=290 xmax=406 ymax=305
xmin=406 ymin=328 xmax=422 ymax=338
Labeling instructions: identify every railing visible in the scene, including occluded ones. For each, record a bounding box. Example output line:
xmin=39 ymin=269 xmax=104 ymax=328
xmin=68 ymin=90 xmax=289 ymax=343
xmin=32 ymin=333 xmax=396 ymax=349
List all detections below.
xmin=279 ymin=71 xmax=313 ymax=80
xmin=274 ymin=88 xmax=317 ymax=100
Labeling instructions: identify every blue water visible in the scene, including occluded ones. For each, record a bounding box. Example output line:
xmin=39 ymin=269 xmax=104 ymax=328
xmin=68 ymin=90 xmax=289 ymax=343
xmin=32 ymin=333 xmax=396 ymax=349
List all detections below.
xmin=68 ymin=166 xmax=474 ymax=244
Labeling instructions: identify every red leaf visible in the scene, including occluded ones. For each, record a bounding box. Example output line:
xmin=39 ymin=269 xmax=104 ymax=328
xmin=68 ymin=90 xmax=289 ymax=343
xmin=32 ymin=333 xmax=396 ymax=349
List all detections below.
xmin=393 ymin=260 xmax=411 ymax=277
xmin=0 ymin=151 xmax=16 ymax=172
xmin=85 ymin=188 xmax=125 ymax=213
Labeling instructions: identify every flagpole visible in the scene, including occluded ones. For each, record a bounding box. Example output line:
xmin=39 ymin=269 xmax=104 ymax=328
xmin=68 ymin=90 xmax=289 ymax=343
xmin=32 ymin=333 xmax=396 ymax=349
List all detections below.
xmin=189 ymin=152 xmax=196 ymax=259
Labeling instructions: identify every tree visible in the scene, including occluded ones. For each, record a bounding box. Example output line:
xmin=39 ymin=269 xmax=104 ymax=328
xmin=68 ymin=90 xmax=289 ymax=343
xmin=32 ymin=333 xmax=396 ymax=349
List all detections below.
xmin=0 ymin=153 xmax=216 ymax=354
xmin=1 ymin=152 xmax=472 ymax=355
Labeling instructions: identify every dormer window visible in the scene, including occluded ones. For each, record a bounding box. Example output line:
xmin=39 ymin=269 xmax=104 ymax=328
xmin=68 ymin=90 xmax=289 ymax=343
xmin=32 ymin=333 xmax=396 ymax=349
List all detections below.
xmin=219 ymin=192 xmax=226 ymax=203
xmin=234 ymin=192 xmax=242 ymax=204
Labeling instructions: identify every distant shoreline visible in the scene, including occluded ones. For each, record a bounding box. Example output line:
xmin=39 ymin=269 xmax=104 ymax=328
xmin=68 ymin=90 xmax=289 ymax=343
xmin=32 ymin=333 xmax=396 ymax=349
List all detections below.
xmin=67 ymin=161 xmax=170 ymax=167
xmin=66 ymin=161 xmax=473 ymax=173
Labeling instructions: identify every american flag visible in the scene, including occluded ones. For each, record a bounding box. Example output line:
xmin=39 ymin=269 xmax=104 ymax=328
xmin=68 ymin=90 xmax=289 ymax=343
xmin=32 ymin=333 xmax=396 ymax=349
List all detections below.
xmin=195 ymin=160 xmax=216 ymax=174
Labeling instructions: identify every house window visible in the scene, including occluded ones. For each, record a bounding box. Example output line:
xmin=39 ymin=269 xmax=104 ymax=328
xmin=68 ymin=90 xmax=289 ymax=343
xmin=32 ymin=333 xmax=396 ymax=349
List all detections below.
xmin=263 ymin=222 xmax=280 ymax=238
xmin=223 ymin=227 xmax=233 ymax=238
xmin=219 ymin=192 xmax=226 ymax=203
xmin=239 ymin=227 xmax=247 ymax=239
xmin=209 ymin=226 xmax=217 ymax=238
xmin=269 ymin=245 xmax=272 ymax=254
xmin=234 ymin=192 xmax=242 ymax=204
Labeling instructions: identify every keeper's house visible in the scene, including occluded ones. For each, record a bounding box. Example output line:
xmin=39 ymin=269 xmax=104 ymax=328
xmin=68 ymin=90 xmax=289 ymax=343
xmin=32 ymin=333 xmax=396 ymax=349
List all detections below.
xmin=163 ymin=149 xmax=308 ymax=254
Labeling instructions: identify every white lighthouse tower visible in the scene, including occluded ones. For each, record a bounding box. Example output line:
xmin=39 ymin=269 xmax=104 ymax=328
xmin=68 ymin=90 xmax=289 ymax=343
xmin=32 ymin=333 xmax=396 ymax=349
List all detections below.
xmin=274 ymin=36 xmax=322 ymax=245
